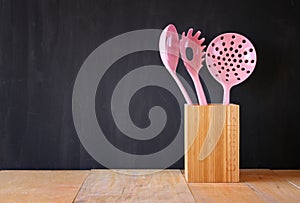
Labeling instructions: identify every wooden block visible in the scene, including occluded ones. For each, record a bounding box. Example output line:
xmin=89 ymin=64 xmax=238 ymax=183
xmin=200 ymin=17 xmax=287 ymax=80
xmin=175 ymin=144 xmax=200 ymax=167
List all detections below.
xmin=0 ymin=170 xmax=89 ymax=203
xmin=184 ymin=104 xmax=239 ymax=183
xmin=74 ymin=169 xmax=196 ymax=202
xmin=240 ymin=169 xmax=300 ymax=202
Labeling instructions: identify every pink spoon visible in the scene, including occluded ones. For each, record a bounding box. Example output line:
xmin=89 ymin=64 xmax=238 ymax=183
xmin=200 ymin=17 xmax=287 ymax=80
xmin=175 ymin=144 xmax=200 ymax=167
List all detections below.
xmin=206 ymin=33 xmax=257 ymax=104
xmin=159 ymin=24 xmax=192 ymax=104
xmin=180 ymin=28 xmax=207 ymax=105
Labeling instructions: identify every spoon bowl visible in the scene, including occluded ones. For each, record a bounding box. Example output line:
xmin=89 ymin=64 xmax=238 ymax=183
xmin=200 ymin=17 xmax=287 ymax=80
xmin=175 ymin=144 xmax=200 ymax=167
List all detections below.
xmin=159 ymin=24 xmax=192 ymax=104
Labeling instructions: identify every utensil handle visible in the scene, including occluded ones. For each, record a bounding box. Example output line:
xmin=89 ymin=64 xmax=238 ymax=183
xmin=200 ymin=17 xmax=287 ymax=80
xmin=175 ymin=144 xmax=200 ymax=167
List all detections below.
xmin=170 ymin=72 xmax=193 ymax=104
xmin=191 ymin=75 xmax=207 ymax=105
xmin=222 ymin=85 xmax=231 ymax=105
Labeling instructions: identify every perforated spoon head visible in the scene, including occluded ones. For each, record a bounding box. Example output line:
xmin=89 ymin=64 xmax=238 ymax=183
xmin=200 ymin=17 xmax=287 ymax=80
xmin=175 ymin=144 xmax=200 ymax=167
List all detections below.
xmin=206 ymin=33 xmax=257 ymax=88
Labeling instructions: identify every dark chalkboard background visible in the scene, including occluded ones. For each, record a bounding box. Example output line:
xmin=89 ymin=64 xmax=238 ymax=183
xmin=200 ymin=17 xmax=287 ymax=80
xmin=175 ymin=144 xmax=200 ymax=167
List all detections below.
xmin=0 ymin=0 xmax=299 ymax=169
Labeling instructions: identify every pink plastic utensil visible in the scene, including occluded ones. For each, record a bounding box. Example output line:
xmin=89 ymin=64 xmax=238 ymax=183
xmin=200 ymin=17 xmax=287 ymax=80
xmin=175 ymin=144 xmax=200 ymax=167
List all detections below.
xmin=206 ymin=33 xmax=257 ymax=104
xmin=180 ymin=28 xmax=207 ymax=105
xmin=159 ymin=24 xmax=192 ymax=104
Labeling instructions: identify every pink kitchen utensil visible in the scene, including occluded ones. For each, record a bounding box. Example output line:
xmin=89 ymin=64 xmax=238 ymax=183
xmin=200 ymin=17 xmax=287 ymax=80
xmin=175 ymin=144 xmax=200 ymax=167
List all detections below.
xmin=159 ymin=24 xmax=192 ymax=104
xmin=180 ymin=28 xmax=207 ymax=105
xmin=206 ymin=33 xmax=257 ymax=104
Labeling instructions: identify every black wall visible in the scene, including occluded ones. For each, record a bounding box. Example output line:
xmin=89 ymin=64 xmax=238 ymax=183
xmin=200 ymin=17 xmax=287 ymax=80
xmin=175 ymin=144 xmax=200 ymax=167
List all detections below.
xmin=0 ymin=0 xmax=299 ymax=169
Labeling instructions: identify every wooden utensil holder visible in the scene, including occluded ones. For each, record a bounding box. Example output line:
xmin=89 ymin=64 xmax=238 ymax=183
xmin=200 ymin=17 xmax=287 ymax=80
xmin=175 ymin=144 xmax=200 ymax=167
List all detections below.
xmin=184 ymin=104 xmax=239 ymax=183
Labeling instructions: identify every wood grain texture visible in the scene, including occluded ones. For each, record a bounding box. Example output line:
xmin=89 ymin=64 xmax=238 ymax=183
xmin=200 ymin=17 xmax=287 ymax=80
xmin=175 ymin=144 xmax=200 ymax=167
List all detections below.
xmin=240 ymin=169 xmax=300 ymax=202
xmin=0 ymin=170 xmax=299 ymax=202
xmin=0 ymin=170 xmax=89 ymax=203
xmin=74 ymin=169 xmax=196 ymax=203
xmin=188 ymin=182 xmax=267 ymax=203
xmin=274 ymin=170 xmax=300 ymax=188
xmin=184 ymin=104 xmax=239 ymax=183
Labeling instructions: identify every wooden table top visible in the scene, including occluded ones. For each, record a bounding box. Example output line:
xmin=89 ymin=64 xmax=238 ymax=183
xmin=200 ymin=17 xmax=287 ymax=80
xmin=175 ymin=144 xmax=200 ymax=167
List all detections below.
xmin=0 ymin=169 xmax=299 ymax=202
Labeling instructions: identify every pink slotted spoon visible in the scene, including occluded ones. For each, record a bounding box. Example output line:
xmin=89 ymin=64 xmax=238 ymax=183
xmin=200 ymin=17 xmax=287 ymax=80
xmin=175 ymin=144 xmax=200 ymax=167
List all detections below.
xmin=206 ymin=33 xmax=257 ymax=104
xmin=159 ymin=24 xmax=192 ymax=104
xmin=180 ymin=28 xmax=207 ymax=105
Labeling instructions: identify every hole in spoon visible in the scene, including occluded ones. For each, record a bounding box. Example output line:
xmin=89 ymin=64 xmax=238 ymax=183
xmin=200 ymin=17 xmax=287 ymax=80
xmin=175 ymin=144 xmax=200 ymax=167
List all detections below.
xmin=186 ymin=47 xmax=193 ymax=61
